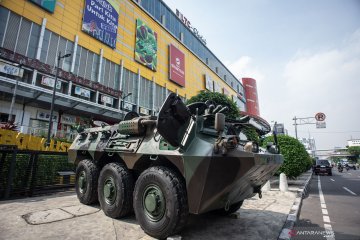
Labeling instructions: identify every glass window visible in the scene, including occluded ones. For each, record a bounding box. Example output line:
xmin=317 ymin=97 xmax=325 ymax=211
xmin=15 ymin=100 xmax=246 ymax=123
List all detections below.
xmin=62 ymin=40 xmax=73 ymax=72
xmin=73 ymin=45 xmax=81 ymax=75
xmin=91 ymin=53 xmax=99 ymax=81
xmin=85 ymin=51 xmax=93 ymax=80
xmin=27 ymin=23 xmax=40 ymax=59
xmin=139 ymin=76 xmax=152 ymax=109
xmin=114 ymin=64 xmax=120 ymax=90
xmin=0 ymin=7 xmax=9 ymax=46
xmin=40 ymin=29 xmax=50 ymax=63
xmin=122 ymin=68 xmax=138 ymax=104
xmin=3 ymin=12 xmax=21 ymax=51
xmin=46 ymin=32 xmax=59 ymax=66
xmin=16 ymin=18 xmax=31 ymax=55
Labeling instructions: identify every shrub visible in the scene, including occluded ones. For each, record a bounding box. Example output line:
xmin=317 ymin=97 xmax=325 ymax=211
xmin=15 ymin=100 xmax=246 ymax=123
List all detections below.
xmin=263 ymin=135 xmax=311 ymax=178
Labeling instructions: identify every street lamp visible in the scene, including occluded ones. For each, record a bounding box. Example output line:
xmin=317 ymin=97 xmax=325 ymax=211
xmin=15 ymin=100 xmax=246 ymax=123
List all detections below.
xmin=120 ymin=92 xmax=132 ymax=110
xmin=46 ymin=52 xmax=71 ymax=146
xmin=8 ymin=63 xmax=24 ymax=123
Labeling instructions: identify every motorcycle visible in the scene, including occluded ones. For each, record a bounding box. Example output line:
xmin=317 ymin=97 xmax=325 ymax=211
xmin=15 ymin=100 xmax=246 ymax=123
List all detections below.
xmin=338 ymin=165 xmax=343 ymax=172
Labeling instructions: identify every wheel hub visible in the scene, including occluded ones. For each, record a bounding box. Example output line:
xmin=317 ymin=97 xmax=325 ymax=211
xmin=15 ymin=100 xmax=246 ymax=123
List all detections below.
xmin=143 ymin=185 xmax=165 ymax=222
xmin=103 ymin=177 xmax=116 ymax=204
xmin=78 ymin=171 xmax=86 ymax=193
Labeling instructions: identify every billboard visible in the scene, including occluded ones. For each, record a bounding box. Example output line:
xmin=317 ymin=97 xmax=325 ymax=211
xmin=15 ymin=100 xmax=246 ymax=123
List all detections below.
xmin=75 ymin=85 xmax=91 ymax=98
xmin=82 ymin=0 xmax=120 ymax=49
xmin=169 ymin=44 xmax=185 ymax=87
xmin=135 ymin=19 xmax=157 ymax=71
xmin=41 ymin=76 xmax=61 ymax=89
xmin=28 ymin=0 xmax=57 ymax=13
xmin=204 ymin=74 xmax=213 ymax=91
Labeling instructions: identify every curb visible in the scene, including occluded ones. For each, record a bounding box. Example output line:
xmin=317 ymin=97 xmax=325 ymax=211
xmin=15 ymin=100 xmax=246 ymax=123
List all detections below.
xmin=277 ymin=171 xmax=313 ymax=240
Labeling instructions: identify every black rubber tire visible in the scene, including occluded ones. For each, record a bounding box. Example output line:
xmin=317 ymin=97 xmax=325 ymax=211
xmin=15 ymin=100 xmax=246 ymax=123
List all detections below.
xmin=98 ymin=162 xmax=134 ymax=218
xmin=214 ymin=201 xmax=244 ymax=216
xmin=133 ymin=166 xmax=189 ymax=239
xmin=75 ymin=159 xmax=99 ymax=205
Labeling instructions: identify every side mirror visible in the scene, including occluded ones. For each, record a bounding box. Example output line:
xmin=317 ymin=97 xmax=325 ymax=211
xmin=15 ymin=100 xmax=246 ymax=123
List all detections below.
xmin=214 ymin=113 xmax=225 ymax=132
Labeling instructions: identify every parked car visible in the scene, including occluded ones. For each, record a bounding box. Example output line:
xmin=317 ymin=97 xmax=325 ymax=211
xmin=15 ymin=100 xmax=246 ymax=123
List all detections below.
xmin=313 ymin=159 xmax=332 ymax=176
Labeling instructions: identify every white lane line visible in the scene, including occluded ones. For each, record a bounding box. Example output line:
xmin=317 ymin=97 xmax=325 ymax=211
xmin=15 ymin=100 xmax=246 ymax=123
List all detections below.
xmin=347 ymin=172 xmax=352 ymax=175
xmin=323 ymin=215 xmax=331 ymax=223
xmin=330 ymin=178 xmax=335 ymax=182
xmin=343 ymin=186 xmax=357 ymax=196
xmin=318 ymin=175 xmax=335 ymax=240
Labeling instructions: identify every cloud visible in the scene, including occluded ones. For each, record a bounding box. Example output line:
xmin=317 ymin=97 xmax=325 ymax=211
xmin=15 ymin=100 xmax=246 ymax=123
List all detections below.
xmin=276 ymin=29 xmax=360 ymax=148
xmin=226 ymin=56 xmax=265 ymax=83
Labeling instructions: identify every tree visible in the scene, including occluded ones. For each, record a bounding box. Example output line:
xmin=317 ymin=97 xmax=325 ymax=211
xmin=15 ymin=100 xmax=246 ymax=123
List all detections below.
xmin=348 ymin=146 xmax=360 ymax=160
xmin=186 ymin=91 xmax=240 ymax=119
xmin=262 ymin=135 xmax=312 ymax=178
xmin=186 ymin=91 xmax=261 ymax=143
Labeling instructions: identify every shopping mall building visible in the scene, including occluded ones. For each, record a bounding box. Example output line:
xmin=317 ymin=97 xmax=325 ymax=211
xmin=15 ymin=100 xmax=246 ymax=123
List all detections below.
xmin=0 ymin=0 xmax=249 ymax=140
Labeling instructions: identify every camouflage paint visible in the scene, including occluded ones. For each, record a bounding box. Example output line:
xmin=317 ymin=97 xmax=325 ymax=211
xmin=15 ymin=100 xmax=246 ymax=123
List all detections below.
xmin=68 ymin=93 xmax=283 ymax=214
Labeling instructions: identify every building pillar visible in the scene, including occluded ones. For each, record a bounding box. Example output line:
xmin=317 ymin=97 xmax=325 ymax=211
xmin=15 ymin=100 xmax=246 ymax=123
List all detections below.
xmin=70 ymin=35 xmax=78 ymax=73
xmin=36 ymin=18 xmax=47 ymax=60
xmin=97 ymin=49 xmax=104 ymax=83
xmin=136 ymin=69 xmax=141 ymax=112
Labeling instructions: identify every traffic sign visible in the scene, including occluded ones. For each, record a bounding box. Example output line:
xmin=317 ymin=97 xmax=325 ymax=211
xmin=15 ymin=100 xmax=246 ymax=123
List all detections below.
xmin=316 ymin=121 xmax=326 ymax=128
xmin=315 ymin=112 xmax=326 ymax=121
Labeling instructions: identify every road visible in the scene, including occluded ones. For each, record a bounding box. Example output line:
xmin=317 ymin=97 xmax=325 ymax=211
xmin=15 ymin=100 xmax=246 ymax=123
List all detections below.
xmin=295 ymin=168 xmax=360 ymax=240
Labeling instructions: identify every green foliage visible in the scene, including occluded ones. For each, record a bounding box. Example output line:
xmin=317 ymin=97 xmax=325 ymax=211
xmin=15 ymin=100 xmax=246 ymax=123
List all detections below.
xmin=348 ymin=146 xmax=360 ymax=159
xmin=242 ymin=126 xmax=260 ymax=144
xmin=263 ymin=135 xmax=311 ymax=178
xmin=186 ymin=91 xmax=240 ymax=119
xmin=0 ymin=153 xmax=75 ymax=192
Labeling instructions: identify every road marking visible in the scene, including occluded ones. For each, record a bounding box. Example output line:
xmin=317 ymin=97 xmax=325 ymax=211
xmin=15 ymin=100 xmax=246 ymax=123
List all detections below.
xmin=330 ymin=178 xmax=335 ymax=182
xmin=318 ymin=175 xmax=335 ymax=240
xmin=323 ymin=215 xmax=331 ymax=223
xmin=343 ymin=187 xmax=357 ymax=196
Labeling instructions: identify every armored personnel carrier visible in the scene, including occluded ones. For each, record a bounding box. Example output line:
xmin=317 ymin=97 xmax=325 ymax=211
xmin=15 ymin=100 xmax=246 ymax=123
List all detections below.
xmin=68 ymin=93 xmax=283 ymax=239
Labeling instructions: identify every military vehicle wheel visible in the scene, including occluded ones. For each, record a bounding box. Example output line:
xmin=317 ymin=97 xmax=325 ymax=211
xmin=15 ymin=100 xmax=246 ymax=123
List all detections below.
xmin=215 ymin=201 xmax=244 ymax=216
xmin=75 ymin=160 xmax=99 ymax=205
xmin=133 ymin=166 xmax=188 ymax=239
xmin=98 ymin=162 xmax=134 ymax=218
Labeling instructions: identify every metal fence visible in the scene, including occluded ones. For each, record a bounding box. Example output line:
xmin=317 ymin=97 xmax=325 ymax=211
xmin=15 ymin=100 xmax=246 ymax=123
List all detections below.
xmin=0 ymin=145 xmax=75 ymax=200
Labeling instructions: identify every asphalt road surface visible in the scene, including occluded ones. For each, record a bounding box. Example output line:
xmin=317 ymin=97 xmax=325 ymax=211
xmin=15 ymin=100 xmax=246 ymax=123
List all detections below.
xmin=295 ymin=168 xmax=360 ymax=240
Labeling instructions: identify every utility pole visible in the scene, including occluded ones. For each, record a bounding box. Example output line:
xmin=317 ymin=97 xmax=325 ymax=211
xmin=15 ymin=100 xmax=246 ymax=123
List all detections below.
xmin=47 ymin=52 xmax=71 ymax=146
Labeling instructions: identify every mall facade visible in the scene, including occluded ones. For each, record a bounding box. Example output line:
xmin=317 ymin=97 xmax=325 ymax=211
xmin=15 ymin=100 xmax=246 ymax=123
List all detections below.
xmin=0 ymin=0 xmax=248 ymax=140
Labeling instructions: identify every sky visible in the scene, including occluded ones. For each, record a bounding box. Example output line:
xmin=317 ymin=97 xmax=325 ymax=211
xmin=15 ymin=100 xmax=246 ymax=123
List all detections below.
xmin=164 ymin=0 xmax=360 ymax=150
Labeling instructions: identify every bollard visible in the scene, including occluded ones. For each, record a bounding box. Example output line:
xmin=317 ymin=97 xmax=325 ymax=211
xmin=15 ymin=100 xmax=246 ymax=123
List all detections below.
xmin=262 ymin=180 xmax=271 ymax=191
xmin=279 ymin=173 xmax=288 ymax=192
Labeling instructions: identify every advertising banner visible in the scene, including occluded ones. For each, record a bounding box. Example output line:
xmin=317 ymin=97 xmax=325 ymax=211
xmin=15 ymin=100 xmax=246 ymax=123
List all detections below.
xmin=28 ymin=0 xmax=57 ymax=13
xmin=135 ymin=19 xmax=157 ymax=71
xmin=41 ymin=76 xmax=61 ymax=89
xmin=37 ymin=111 xmax=58 ymax=122
xmin=101 ymin=94 xmax=114 ymax=105
xmin=82 ymin=0 xmax=120 ymax=49
xmin=169 ymin=44 xmax=185 ymax=87
xmin=204 ymin=74 xmax=213 ymax=92
xmin=61 ymin=115 xmax=76 ymax=125
xmin=214 ymin=82 xmax=221 ymax=93
xmin=0 ymin=61 xmax=24 ymax=77
xmin=74 ymin=85 xmax=91 ymax=98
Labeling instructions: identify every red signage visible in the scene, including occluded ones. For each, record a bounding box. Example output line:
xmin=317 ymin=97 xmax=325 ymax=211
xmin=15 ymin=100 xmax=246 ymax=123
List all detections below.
xmin=169 ymin=44 xmax=185 ymax=87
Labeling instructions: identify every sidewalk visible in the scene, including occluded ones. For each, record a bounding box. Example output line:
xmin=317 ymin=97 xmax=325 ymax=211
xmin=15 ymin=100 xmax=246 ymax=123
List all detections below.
xmin=0 ymin=171 xmax=311 ymax=240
